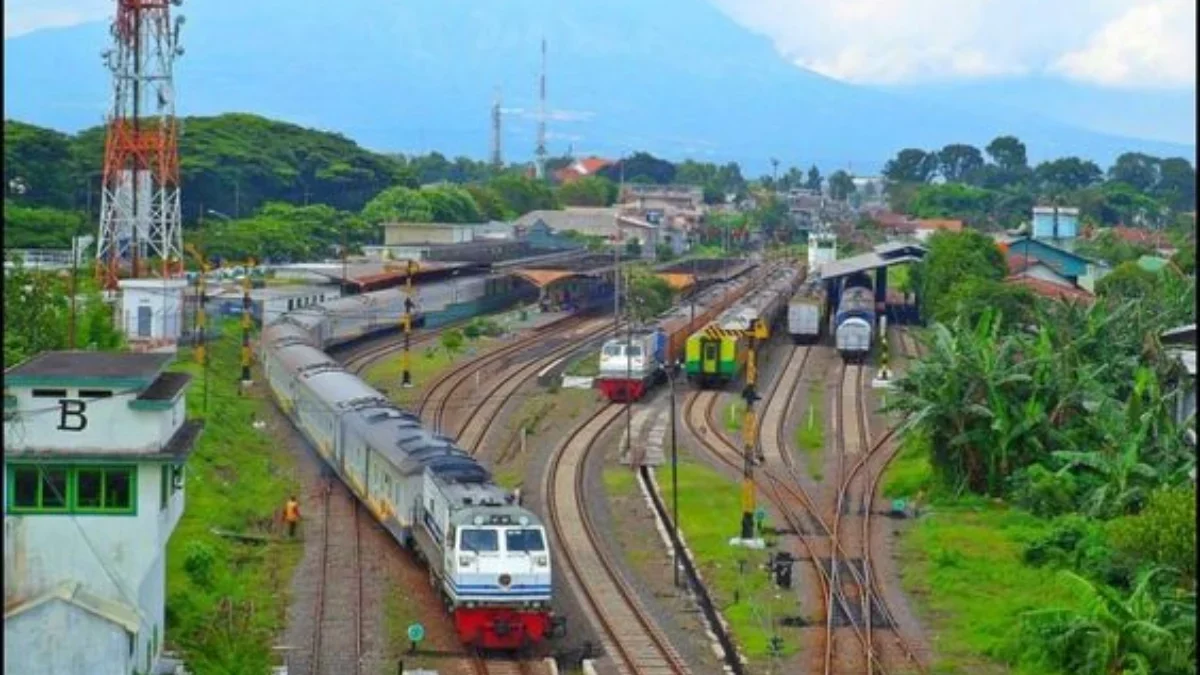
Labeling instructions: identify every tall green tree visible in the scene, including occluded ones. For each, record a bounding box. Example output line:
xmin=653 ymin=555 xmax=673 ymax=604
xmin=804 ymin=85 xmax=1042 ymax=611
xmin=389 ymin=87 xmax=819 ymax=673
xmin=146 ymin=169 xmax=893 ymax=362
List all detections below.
xmin=1108 ymin=152 xmax=1161 ymax=193
xmin=805 ymin=165 xmax=822 ymax=191
xmin=557 ymin=176 xmax=617 ymax=207
xmin=883 ymin=148 xmax=939 ymax=183
xmin=937 ymin=143 xmax=985 ymax=183
xmin=827 ymin=170 xmax=856 ymax=201
xmin=1035 ymin=157 xmax=1104 ymax=195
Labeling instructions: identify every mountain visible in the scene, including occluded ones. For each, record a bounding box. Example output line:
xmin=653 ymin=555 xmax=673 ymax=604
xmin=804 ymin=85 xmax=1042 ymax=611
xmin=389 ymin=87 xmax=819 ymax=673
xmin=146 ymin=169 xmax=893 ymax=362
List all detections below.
xmin=4 ymin=0 xmax=1194 ymax=175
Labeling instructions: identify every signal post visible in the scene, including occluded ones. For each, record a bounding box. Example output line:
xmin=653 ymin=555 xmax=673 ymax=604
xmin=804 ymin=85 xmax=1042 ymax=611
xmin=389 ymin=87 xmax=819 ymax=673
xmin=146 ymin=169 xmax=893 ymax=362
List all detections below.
xmin=731 ymin=318 xmax=768 ymax=549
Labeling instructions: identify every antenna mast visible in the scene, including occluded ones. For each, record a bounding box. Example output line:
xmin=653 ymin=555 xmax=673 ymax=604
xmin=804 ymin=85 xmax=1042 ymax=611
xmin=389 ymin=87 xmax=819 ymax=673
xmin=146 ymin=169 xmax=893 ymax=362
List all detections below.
xmin=535 ymin=38 xmax=548 ymax=180
xmin=491 ymin=87 xmax=503 ymax=169
xmin=96 ymin=0 xmax=185 ymax=291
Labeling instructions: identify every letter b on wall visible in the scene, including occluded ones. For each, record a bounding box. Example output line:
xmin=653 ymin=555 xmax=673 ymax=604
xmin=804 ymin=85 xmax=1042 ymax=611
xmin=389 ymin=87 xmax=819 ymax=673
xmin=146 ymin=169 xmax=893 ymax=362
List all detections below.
xmin=58 ymin=399 xmax=88 ymax=432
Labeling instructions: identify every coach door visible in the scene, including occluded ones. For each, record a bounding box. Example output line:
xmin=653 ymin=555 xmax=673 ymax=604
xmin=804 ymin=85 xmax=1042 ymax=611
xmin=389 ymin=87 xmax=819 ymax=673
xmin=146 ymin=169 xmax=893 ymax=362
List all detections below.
xmin=701 ymin=338 xmax=720 ymax=375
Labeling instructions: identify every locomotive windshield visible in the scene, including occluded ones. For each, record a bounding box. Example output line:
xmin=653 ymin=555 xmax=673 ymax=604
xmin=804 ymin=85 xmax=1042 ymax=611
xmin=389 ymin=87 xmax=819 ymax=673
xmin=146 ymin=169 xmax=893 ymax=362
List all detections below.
xmin=602 ymin=344 xmax=622 ymax=357
xmin=460 ymin=528 xmax=500 ymax=552
xmin=505 ymin=528 xmax=546 ymax=552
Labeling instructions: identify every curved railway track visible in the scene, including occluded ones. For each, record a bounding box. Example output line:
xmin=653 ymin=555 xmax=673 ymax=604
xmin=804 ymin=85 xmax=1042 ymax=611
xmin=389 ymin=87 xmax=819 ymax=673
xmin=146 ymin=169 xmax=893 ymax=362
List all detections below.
xmin=683 ymin=345 xmax=927 ymax=674
xmin=545 ymin=404 xmax=692 ymax=675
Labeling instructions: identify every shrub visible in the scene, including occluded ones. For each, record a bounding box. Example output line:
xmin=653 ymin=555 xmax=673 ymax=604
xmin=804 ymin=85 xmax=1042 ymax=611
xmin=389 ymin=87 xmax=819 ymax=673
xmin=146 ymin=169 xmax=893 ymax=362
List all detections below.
xmin=1010 ymin=464 xmax=1079 ymax=518
xmin=1108 ymin=485 xmax=1197 ymax=588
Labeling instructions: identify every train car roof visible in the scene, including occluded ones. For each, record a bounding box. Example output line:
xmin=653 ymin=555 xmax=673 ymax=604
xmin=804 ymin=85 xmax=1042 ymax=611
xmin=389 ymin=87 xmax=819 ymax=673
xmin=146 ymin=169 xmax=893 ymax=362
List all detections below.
xmin=452 ymin=501 xmax=544 ymax=528
xmin=341 ymin=406 xmax=492 ymax=485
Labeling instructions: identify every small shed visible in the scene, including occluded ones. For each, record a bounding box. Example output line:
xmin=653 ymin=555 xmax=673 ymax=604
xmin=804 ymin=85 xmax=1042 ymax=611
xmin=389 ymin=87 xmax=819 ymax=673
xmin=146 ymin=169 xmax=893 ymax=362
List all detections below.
xmin=118 ymin=279 xmax=189 ymax=352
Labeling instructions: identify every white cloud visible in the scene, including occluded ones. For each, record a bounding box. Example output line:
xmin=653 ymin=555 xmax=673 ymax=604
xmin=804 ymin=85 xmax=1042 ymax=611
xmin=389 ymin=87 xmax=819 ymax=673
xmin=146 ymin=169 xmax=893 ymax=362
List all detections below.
xmin=1052 ymin=0 xmax=1195 ymax=88
xmin=4 ymin=0 xmax=110 ymax=38
xmin=712 ymin=0 xmax=1193 ymax=88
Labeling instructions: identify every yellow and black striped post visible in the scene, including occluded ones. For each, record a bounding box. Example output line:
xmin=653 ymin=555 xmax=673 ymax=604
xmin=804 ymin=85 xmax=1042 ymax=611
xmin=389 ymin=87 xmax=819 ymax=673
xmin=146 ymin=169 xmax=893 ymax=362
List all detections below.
xmin=240 ymin=259 xmax=254 ymax=384
xmin=401 ymin=259 xmax=417 ymax=388
xmin=740 ymin=318 xmax=765 ymax=540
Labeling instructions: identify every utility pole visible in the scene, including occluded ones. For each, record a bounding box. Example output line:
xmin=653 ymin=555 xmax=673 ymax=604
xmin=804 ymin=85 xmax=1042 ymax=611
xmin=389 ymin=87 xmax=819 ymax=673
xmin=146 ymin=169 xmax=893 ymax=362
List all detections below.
xmin=401 ymin=259 xmax=417 ymax=388
xmin=534 ymin=38 xmax=548 ymax=180
xmin=491 ymin=86 xmax=504 ymax=170
xmin=665 ymin=362 xmax=681 ymax=587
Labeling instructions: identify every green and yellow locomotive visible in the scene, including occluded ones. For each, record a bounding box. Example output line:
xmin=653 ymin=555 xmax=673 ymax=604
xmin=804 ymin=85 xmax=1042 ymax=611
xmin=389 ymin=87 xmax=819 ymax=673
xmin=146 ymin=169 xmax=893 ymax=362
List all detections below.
xmin=684 ymin=267 xmax=802 ymax=387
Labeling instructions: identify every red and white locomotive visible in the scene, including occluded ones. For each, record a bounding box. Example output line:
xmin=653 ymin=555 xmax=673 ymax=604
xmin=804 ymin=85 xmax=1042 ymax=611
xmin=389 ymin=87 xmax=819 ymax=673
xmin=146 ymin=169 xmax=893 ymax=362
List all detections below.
xmin=595 ymin=269 xmax=761 ymax=402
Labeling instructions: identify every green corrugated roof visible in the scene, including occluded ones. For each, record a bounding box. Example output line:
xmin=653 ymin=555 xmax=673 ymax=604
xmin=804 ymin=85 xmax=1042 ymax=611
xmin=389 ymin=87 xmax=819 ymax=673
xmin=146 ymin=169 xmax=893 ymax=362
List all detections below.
xmin=1137 ymin=255 xmax=1170 ymax=273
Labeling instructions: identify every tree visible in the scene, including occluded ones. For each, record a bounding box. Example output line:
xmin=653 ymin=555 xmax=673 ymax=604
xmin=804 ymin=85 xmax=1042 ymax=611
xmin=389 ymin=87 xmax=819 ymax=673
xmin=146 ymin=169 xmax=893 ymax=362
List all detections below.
xmin=440 ymin=328 xmax=465 ymax=357
xmin=1096 ymin=262 xmax=1166 ymax=304
xmin=937 ymin=144 xmax=984 ymax=183
xmin=1108 ymin=486 xmax=1197 ymax=587
xmin=1155 ymin=157 xmax=1196 ymax=212
xmin=911 ymin=229 xmax=1007 ymax=322
xmin=882 ymin=148 xmax=938 ymax=183
xmin=3 ymin=121 xmax=79 ymax=209
xmin=1020 ymin=568 xmax=1196 ymax=675
xmin=805 ymin=165 xmax=822 ymax=191
xmin=598 ymin=152 xmax=676 ymax=185
xmin=4 ymin=258 xmax=124 ymax=367
xmin=985 ymin=135 xmax=1029 ymax=174
xmin=486 ymin=173 xmax=559 ymax=216
xmin=1108 ymin=152 xmax=1161 ymax=193
xmin=3 ymin=201 xmax=86 ymax=249
xmin=933 ymin=277 xmax=1037 ymax=327
xmin=907 ymin=183 xmax=994 ymax=223
xmin=1035 ymin=157 xmax=1103 ymax=195
xmin=748 ymin=194 xmax=789 ymax=242
xmin=464 ymin=184 xmax=512 ymax=221
xmin=623 ymin=267 xmax=674 ymax=323
xmin=827 ymin=170 xmax=856 ymax=202
xmin=557 ymin=175 xmax=617 ymax=207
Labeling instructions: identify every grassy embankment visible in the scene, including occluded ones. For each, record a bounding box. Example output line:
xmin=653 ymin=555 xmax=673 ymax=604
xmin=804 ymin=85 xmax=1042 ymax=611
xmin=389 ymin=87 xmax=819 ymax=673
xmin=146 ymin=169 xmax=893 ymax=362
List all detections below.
xmin=793 ymin=380 xmax=825 ymax=481
xmin=605 ymin=459 xmax=800 ymax=669
xmin=880 ymin=436 xmax=1088 ymax=674
xmin=164 ymin=320 xmax=302 ymax=673
xmin=563 ymin=352 xmax=600 ymax=378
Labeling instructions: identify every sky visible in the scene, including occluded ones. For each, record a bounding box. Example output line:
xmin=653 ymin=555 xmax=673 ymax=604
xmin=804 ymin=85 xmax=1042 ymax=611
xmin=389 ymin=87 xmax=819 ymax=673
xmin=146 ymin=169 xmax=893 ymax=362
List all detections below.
xmin=712 ymin=0 xmax=1195 ymax=89
xmin=6 ymin=0 xmax=1195 ymax=91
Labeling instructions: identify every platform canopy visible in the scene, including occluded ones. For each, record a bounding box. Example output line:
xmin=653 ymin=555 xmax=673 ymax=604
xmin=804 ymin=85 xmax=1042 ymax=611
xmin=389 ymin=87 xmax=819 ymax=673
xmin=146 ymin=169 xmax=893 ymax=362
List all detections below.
xmin=511 ymin=269 xmax=590 ymax=288
xmin=819 ymin=242 xmax=927 ymax=282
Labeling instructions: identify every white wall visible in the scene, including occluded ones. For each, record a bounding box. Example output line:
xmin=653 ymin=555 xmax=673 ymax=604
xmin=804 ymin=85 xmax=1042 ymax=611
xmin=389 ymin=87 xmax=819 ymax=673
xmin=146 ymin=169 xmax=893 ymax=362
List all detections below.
xmin=4 ymin=600 xmax=130 ymax=675
xmin=5 ymin=388 xmax=184 ymax=455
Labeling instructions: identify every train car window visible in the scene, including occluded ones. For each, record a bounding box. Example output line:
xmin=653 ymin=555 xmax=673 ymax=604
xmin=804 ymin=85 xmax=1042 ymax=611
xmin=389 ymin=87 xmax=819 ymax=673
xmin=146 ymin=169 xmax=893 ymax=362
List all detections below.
xmin=627 ymin=345 xmax=643 ymax=357
xmin=460 ymin=528 xmax=499 ymax=552
xmin=602 ymin=345 xmax=622 ymax=357
xmin=505 ymin=528 xmax=545 ymax=552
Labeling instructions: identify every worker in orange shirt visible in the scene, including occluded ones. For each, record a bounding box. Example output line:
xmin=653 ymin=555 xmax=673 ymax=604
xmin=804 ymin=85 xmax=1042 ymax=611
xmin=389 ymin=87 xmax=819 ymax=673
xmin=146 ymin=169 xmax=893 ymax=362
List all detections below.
xmin=284 ymin=495 xmax=301 ymax=539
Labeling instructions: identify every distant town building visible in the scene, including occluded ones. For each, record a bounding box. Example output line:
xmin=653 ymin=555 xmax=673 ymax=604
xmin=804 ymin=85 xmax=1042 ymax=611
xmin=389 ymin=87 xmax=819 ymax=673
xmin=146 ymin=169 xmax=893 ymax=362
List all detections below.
xmin=513 ymin=208 xmax=660 ymax=258
xmin=998 ymin=234 xmax=1108 ymax=298
xmin=4 ymin=352 xmax=202 ymax=675
xmin=1161 ymin=324 xmax=1196 ymax=447
xmin=554 ymin=156 xmax=612 ymax=184
xmin=913 ymin=219 xmax=964 ymax=242
xmin=618 ymin=184 xmax=704 ymax=213
xmin=382 ymin=221 xmax=514 ymax=247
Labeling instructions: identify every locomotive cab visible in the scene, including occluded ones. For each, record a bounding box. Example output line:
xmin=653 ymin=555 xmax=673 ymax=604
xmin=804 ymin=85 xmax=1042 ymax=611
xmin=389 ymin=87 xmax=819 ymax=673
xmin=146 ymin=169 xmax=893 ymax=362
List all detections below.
xmin=446 ymin=509 xmax=554 ymax=649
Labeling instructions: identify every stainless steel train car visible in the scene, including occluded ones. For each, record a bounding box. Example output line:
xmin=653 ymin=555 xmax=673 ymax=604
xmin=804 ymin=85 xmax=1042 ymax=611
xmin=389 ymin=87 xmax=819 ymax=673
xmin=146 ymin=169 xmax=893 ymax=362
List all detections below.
xmin=787 ymin=281 xmax=827 ymax=344
xmin=259 ymin=279 xmax=558 ymax=650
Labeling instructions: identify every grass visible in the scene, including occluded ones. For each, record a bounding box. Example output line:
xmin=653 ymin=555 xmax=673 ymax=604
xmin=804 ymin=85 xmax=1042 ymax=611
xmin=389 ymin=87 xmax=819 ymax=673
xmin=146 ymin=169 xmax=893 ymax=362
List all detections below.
xmin=882 ymin=430 xmax=935 ymax=499
xmin=794 ymin=380 xmax=825 ymax=481
xmin=896 ymin=501 xmax=1088 ymax=674
xmin=724 ymin=397 xmax=747 ymax=432
xmin=363 ymin=341 xmax=490 ymax=407
xmin=564 ymin=353 xmax=600 ymax=378
xmin=653 ymin=459 xmax=801 ymax=666
xmin=163 ymin=320 xmax=302 ymax=673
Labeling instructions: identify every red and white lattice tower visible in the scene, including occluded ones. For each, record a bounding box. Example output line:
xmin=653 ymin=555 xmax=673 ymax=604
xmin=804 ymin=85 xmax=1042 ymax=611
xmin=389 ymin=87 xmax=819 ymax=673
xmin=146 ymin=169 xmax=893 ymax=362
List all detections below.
xmin=96 ymin=0 xmax=185 ymax=291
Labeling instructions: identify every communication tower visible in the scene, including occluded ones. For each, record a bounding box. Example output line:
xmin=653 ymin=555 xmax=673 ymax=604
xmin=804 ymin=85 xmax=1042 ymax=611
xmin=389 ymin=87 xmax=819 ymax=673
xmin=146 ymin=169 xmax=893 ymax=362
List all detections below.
xmin=534 ymin=38 xmax=548 ymax=180
xmin=96 ymin=0 xmax=186 ymax=291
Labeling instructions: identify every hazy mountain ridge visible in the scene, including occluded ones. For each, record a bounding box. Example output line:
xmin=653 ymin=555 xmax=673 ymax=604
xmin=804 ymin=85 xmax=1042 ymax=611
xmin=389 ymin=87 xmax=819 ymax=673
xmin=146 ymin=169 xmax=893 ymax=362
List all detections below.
xmin=4 ymin=0 xmax=1194 ymax=174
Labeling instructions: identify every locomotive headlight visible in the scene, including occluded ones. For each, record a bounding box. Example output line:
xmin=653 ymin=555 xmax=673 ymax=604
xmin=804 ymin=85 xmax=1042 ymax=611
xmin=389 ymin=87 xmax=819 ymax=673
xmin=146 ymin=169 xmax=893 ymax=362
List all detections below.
xmin=535 ymin=555 xmax=548 ymax=567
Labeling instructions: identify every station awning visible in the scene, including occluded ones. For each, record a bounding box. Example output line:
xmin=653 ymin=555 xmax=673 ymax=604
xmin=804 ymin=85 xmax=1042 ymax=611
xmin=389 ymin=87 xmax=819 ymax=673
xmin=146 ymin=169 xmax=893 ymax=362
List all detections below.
xmin=512 ymin=269 xmax=586 ymax=288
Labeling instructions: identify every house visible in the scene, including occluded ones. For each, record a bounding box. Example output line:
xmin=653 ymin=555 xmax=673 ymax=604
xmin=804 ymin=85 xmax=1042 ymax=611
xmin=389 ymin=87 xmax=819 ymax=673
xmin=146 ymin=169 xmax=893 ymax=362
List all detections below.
xmin=618 ymin=184 xmax=705 ymax=213
xmin=999 ymin=235 xmax=1110 ymax=293
xmin=1161 ymin=324 xmax=1196 ymax=446
xmin=553 ymin=156 xmax=612 ymax=184
xmin=513 ymin=208 xmax=661 ymax=258
xmin=1108 ymin=226 xmax=1177 ymax=256
xmin=913 ymin=219 xmax=964 ymax=242
xmin=4 ymin=352 xmax=202 ymax=675
xmin=1004 ymin=274 xmax=1095 ymax=304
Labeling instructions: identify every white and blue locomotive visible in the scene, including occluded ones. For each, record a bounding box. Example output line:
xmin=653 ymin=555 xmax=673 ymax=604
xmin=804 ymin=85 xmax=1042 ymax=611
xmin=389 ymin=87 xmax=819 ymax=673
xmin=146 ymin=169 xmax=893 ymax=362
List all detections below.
xmin=260 ymin=277 xmax=557 ymax=650
xmin=834 ymin=273 xmax=876 ymax=361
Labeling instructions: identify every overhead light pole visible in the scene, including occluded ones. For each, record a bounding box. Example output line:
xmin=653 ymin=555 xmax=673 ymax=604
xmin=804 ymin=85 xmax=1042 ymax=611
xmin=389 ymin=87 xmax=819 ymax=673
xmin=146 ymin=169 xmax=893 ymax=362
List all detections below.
xmin=661 ymin=360 xmax=682 ymax=588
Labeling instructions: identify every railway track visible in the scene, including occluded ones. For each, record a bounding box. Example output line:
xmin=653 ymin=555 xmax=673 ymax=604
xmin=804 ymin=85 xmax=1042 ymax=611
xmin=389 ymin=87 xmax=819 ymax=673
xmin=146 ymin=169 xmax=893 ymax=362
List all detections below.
xmin=683 ymin=346 xmax=927 ymax=674
xmin=471 ymin=654 xmax=537 ymax=675
xmin=545 ymin=404 xmax=692 ymax=675
xmin=308 ymin=478 xmax=365 ymax=675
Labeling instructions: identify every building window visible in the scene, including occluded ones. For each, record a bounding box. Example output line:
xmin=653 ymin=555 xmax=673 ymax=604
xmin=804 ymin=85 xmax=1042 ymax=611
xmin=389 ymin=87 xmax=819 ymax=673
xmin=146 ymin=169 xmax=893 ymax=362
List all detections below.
xmin=74 ymin=466 xmax=136 ymax=514
xmin=160 ymin=464 xmax=184 ymax=510
xmin=31 ymin=389 xmax=67 ymax=398
xmin=7 ymin=465 xmax=70 ymax=513
xmin=79 ymin=390 xmax=112 ymax=399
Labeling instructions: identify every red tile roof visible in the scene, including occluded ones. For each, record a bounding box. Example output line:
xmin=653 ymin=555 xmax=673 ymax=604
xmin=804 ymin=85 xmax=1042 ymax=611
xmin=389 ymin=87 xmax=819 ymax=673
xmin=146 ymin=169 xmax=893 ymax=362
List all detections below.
xmin=1107 ymin=226 xmax=1170 ymax=248
xmin=555 ymin=157 xmax=612 ymax=184
xmin=916 ymin=218 xmax=964 ymax=233
xmin=1004 ymin=275 xmax=1094 ymax=303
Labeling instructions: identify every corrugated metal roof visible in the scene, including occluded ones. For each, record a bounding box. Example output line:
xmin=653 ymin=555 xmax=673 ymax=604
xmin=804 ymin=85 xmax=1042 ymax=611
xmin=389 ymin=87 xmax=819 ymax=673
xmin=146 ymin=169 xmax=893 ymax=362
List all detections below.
xmin=819 ymin=252 xmax=924 ymax=280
